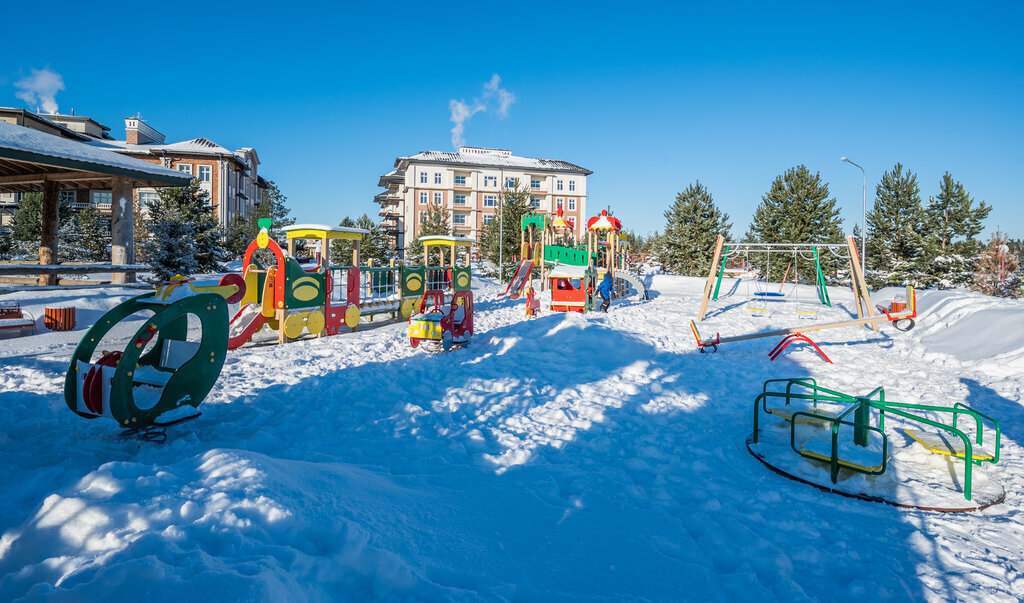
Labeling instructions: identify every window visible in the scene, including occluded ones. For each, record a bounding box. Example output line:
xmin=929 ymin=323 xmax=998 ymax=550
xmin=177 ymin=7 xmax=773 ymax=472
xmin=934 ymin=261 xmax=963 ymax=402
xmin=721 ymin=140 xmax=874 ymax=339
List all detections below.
xmin=138 ymin=191 xmax=159 ymax=207
xmin=419 ymin=211 xmax=427 ymax=223
xmin=556 ymin=180 xmax=563 ymax=191
xmin=483 ymin=215 xmax=494 ymax=225
xmin=569 ymin=180 xmax=575 ymax=192
xmin=199 ymin=165 xmax=212 ymax=182
xmin=92 ymin=191 xmax=112 ymax=208
xmin=504 ymin=177 xmax=517 ymax=188
xmin=531 ymin=197 xmax=541 ymax=208
xmin=484 ymin=175 xmax=497 ymax=187
xmin=434 ymin=172 xmax=441 ymax=184
xmin=530 ymin=178 xmax=541 ymax=189
xmin=568 ymin=198 xmax=576 ymax=211
xmin=59 ymin=190 xmax=76 ymax=203
xmin=177 ymin=163 xmax=193 ymax=175
xmin=420 ymin=171 xmax=427 ymax=184
xmin=483 ymin=194 xmax=497 ymax=207
xmin=433 ymin=192 xmax=443 ymax=205
xmin=453 ymin=214 xmax=467 ymax=226
xmin=454 ymin=174 xmax=467 ymax=186
xmin=454 ymin=194 xmax=467 ymax=205
xmin=419 ymin=191 xmax=428 ymax=205
xmin=556 ymin=198 xmax=564 ymax=211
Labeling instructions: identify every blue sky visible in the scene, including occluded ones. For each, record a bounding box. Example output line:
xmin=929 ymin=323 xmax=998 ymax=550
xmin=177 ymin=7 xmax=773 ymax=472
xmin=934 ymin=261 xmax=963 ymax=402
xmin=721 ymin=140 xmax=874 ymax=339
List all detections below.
xmin=3 ymin=1 xmax=1022 ymax=239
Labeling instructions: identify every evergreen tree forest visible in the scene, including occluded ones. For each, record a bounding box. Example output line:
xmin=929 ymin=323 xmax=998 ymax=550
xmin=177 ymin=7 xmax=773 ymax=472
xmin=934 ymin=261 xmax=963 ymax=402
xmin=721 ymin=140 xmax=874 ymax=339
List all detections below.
xmin=329 ymin=214 xmax=393 ymax=266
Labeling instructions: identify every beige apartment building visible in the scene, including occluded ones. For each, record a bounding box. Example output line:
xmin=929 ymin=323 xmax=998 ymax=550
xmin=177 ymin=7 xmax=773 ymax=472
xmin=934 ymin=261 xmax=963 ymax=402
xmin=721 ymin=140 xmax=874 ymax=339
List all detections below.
xmin=375 ymin=147 xmax=592 ymax=258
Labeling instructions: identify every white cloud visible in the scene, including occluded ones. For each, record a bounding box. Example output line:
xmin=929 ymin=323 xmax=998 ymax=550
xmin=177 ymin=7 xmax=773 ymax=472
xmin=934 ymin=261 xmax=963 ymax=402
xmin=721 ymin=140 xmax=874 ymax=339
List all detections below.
xmin=449 ymin=74 xmax=517 ymax=148
xmin=15 ymin=68 xmax=65 ymax=114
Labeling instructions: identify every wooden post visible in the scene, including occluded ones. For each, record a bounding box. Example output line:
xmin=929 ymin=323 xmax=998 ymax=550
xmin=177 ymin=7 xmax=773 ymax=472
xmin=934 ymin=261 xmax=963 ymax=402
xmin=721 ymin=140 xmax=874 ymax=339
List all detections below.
xmin=352 ymin=240 xmax=360 ymax=267
xmin=321 ymin=236 xmax=329 ymax=267
xmin=110 ymin=176 xmax=135 ymax=284
xmin=288 ymin=238 xmax=296 ymax=257
xmin=277 ymin=308 xmax=287 ymax=344
xmin=423 ymin=242 xmax=429 ymax=266
xmin=847 ymin=236 xmax=878 ymax=331
xmin=697 ymin=235 xmax=725 ymax=321
xmin=37 ymin=180 xmax=60 ymax=286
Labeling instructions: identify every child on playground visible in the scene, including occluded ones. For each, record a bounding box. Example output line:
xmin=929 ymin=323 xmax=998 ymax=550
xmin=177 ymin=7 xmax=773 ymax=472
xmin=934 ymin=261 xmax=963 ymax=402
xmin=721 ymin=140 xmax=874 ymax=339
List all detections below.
xmin=597 ymin=272 xmax=615 ymax=312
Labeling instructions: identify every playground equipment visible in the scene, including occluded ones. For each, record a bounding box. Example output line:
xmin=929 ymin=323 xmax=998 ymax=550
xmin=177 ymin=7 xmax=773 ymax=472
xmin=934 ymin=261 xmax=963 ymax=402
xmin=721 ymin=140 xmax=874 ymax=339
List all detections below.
xmin=408 ymin=235 xmax=475 ymax=350
xmin=750 ymin=378 xmax=1002 ymax=507
xmin=226 ymin=222 xmax=473 ymax=348
xmin=516 ymin=208 xmax=648 ymax=313
xmin=690 ymin=286 xmax=917 ymax=357
xmin=408 ymin=289 xmax=474 ymax=351
xmin=0 ymin=301 xmax=35 ymax=336
xmin=64 ymin=275 xmax=240 ymax=428
xmin=693 ymin=236 xmax=917 ymax=357
xmin=699 ymin=236 xmax=850 ymax=322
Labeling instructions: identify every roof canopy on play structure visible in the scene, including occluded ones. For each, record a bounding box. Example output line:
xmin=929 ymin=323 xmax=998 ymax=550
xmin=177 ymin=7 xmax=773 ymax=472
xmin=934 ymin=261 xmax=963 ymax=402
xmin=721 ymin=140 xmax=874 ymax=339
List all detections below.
xmin=587 ymin=209 xmax=621 ymax=232
xmin=551 ymin=208 xmax=575 ymax=231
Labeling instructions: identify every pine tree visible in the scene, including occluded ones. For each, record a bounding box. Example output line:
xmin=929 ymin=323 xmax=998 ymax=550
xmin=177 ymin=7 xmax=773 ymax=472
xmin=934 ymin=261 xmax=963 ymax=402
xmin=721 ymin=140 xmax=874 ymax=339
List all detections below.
xmin=250 ymin=180 xmax=294 ymax=247
xmin=921 ymin=172 xmax=991 ymax=287
xmin=142 ymin=181 xmax=224 ymax=281
xmin=76 ymin=205 xmax=110 ymax=261
xmin=223 ymin=214 xmax=253 ymax=260
xmin=865 ymin=163 xmax=926 ymax=286
xmin=662 ymin=181 xmax=731 ymax=276
xmin=11 ymin=192 xmax=44 ymax=243
xmin=0 ymin=228 xmax=11 ymax=260
xmin=747 ymin=166 xmax=844 ymax=279
xmin=477 ymin=184 xmax=531 ymax=277
xmin=327 ymin=214 xmax=394 ymax=266
xmin=407 ymin=204 xmax=453 ymax=265
xmin=971 ymin=230 xmax=1021 ymax=298
xmin=57 ymin=216 xmax=90 ymax=263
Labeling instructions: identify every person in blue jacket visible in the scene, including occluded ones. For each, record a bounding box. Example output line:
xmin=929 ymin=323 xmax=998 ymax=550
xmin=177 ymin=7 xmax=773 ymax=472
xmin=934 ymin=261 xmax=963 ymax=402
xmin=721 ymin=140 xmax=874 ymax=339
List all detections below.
xmin=596 ymin=271 xmax=615 ymax=312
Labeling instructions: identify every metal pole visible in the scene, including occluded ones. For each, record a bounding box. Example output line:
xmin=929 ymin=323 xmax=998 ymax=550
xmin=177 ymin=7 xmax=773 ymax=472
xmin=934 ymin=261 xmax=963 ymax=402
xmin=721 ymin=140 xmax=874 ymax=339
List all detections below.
xmin=841 ymin=157 xmax=867 ymax=275
xmin=499 ymin=168 xmax=504 ymax=282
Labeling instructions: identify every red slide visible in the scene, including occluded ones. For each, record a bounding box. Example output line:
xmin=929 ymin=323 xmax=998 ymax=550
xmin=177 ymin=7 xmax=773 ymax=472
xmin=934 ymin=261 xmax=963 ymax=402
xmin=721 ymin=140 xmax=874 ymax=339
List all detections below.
xmin=228 ymin=305 xmax=267 ymax=350
xmin=499 ymin=260 xmax=534 ymax=300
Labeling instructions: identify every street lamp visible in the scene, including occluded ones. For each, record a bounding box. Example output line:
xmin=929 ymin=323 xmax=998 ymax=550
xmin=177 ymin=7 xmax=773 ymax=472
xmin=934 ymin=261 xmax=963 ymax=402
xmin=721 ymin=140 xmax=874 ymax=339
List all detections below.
xmin=841 ymin=157 xmax=867 ymax=275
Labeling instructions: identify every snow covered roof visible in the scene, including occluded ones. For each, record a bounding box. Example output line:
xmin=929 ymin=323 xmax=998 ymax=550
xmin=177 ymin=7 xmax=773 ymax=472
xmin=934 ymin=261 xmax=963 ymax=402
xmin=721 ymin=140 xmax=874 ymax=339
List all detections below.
xmin=284 ymin=224 xmax=370 ymax=240
xmin=397 ymin=147 xmax=591 ymax=175
xmin=0 ymin=120 xmax=192 ymax=192
xmin=418 ymin=235 xmax=475 ymax=245
xmin=88 ymin=136 xmax=249 ymax=166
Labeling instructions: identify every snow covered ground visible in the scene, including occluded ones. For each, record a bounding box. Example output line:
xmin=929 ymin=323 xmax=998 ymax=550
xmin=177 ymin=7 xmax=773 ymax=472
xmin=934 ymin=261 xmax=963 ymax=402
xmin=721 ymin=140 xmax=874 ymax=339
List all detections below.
xmin=1 ymin=275 xmax=1023 ymax=601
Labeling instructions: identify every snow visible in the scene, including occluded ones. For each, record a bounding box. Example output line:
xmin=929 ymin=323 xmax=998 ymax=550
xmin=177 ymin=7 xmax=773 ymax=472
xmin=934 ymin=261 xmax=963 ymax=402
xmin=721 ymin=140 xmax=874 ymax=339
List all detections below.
xmin=283 ymin=224 xmax=370 ymax=236
xmin=1 ymin=276 xmax=1023 ymax=600
xmin=0 ymin=121 xmax=187 ymax=183
xmin=401 ymin=149 xmax=590 ymax=174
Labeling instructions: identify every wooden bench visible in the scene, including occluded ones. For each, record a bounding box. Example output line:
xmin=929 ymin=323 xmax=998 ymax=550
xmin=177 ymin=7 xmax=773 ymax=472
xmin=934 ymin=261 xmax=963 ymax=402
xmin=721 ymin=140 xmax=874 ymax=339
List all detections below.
xmin=0 ymin=302 xmax=35 ymax=335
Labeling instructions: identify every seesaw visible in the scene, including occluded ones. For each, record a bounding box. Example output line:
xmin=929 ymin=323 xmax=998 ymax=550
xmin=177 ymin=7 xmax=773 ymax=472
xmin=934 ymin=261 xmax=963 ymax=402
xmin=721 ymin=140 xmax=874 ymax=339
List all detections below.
xmin=690 ymin=286 xmax=917 ymax=360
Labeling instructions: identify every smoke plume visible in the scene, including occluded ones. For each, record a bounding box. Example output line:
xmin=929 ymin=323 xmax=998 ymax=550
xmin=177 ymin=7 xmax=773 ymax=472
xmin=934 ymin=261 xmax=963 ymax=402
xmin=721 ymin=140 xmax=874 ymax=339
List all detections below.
xmin=449 ymin=74 xmax=517 ymax=148
xmin=15 ymin=68 xmax=65 ymax=114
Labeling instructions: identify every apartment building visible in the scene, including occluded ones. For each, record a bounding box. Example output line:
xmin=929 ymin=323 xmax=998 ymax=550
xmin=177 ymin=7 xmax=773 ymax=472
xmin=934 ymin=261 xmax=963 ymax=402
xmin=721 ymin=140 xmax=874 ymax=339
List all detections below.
xmin=375 ymin=147 xmax=592 ymax=257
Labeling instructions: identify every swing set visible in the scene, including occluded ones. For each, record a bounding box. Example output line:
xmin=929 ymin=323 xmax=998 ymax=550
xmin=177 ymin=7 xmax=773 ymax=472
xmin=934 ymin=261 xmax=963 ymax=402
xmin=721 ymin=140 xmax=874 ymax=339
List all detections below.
xmin=703 ymin=239 xmax=840 ymax=318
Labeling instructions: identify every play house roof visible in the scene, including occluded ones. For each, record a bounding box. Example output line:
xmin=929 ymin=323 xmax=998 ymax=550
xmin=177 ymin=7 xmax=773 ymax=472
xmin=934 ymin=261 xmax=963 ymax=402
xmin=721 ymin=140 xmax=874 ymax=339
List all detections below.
xmin=284 ymin=224 xmax=369 ymax=240
xmin=587 ymin=209 xmax=621 ymax=231
xmin=418 ymin=235 xmax=475 ymax=246
xmin=547 ymin=264 xmax=589 ymax=278
xmin=551 ymin=207 xmax=574 ymax=230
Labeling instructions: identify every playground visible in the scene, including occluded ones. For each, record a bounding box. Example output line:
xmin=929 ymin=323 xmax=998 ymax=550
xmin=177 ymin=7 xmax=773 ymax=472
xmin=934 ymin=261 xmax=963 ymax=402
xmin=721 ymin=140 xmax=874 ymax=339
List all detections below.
xmin=1 ymin=267 xmax=1023 ymax=599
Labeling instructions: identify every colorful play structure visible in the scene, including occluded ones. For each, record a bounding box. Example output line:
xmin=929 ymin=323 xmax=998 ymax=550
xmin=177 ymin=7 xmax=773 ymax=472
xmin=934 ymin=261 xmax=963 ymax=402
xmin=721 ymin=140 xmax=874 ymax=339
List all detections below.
xmin=226 ymin=222 xmax=472 ymax=348
xmin=692 ymin=236 xmax=917 ymax=360
xmin=503 ymin=208 xmax=649 ymax=313
xmin=750 ymin=377 xmax=1002 ymax=507
xmin=64 ymin=222 xmax=474 ymax=428
xmin=407 ymin=235 xmax=475 ymax=351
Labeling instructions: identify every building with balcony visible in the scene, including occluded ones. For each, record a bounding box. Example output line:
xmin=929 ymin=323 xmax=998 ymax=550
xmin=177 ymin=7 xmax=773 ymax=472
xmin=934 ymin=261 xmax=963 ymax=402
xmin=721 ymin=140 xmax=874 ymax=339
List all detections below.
xmin=374 ymin=147 xmax=592 ymax=258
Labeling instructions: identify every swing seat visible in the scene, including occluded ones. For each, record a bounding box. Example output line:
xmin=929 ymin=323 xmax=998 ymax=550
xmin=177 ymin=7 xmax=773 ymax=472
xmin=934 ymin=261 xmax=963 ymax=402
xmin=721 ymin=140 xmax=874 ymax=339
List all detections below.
xmin=900 ymin=428 xmax=995 ymax=462
xmin=753 ymin=291 xmax=785 ymax=298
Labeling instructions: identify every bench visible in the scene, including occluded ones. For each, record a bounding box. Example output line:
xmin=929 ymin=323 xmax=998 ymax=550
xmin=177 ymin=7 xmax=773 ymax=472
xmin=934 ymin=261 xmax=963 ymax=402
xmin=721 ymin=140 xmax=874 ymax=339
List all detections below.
xmin=0 ymin=302 xmax=35 ymax=334
xmin=767 ymin=406 xmax=838 ymax=424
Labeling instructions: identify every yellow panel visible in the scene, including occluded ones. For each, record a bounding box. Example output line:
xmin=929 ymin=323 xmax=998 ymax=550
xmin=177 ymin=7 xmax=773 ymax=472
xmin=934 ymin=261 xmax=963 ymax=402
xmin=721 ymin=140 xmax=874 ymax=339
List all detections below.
xmin=241 ymin=269 xmax=258 ymax=306
xmin=901 ymin=429 xmax=994 ymax=461
xmin=287 ymin=228 xmax=363 ymax=241
xmin=420 ymin=237 xmax=473 ymax=247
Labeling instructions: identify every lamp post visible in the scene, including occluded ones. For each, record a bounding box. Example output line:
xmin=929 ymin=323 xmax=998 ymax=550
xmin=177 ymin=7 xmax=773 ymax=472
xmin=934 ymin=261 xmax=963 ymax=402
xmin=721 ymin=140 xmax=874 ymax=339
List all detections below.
xmin=841 ymin=157 xmax=867 ymax=275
